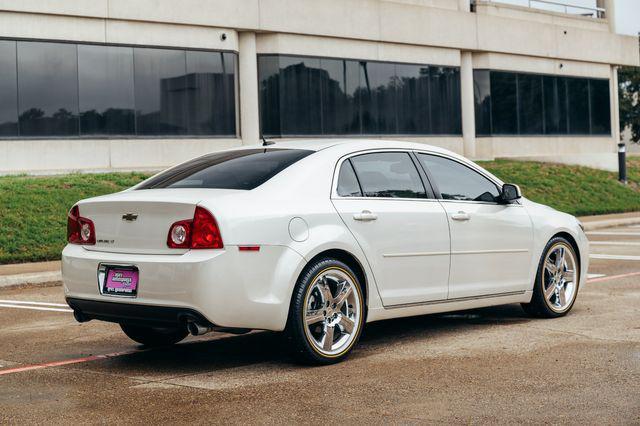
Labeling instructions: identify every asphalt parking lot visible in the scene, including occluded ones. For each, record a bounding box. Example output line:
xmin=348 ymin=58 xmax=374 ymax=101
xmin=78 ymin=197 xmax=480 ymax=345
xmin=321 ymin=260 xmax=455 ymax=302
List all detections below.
xmin=1 ymin=224 xmax=639 ymax=424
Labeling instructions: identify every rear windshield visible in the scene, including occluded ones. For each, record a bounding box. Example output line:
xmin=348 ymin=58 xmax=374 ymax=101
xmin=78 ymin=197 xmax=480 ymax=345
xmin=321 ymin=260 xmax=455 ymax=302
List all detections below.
xmin=137 ymin=148 xmax=313 ymax=190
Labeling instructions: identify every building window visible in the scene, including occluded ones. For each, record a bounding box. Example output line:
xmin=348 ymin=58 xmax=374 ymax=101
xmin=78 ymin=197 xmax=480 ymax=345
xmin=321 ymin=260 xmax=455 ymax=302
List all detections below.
xmin=0 ymin=40 xmax=18 ymax=136
xmin=0 ymin=39 xmax=238 ymax=139
xmin=474 ymin=69 xmax=611 ymax=136
xmin=78 ymin=45 xmax=135 ymax=135
xmin=18 ymin=41 xmax=79 ymax=136
xmin=258 ymin=54 xmax=461 ymax=137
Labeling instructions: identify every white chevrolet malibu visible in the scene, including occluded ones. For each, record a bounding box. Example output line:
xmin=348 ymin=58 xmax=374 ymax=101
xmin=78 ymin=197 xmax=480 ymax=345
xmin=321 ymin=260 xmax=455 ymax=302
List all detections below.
xmin=63 ymin=140 xmax=588 ymax=364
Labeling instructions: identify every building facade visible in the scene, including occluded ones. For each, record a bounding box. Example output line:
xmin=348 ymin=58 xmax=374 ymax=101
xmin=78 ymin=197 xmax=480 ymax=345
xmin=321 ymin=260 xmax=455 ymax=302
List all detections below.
xmin=0 ymin=0 xmax=638 ymax=174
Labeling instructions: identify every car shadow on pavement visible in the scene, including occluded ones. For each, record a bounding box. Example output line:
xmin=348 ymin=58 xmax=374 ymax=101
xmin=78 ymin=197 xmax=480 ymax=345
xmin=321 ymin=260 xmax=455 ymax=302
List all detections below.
xmin=85 ymin=303 xmax=534 ymax=375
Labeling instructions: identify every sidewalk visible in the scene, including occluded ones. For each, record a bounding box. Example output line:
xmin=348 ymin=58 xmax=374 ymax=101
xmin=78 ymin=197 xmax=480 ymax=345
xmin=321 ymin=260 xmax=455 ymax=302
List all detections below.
xmin=578 ymin=211 xmax=640 ymax=231
xmin=1 ymin=211 xmax=639 ymax=289
xmin=0 ymin=261 xmax=61 ymax=289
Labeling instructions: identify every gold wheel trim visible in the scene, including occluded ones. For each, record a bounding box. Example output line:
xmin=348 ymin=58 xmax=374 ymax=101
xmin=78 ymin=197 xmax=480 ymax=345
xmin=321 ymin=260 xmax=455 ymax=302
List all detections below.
xmin=302 ymin=267 xmax=363 ymax=358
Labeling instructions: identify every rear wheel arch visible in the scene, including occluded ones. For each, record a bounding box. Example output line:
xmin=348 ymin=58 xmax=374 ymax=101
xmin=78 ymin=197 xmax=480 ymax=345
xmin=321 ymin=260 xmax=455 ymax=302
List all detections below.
xmin=304 ymin=249 xmax=369 ymax=308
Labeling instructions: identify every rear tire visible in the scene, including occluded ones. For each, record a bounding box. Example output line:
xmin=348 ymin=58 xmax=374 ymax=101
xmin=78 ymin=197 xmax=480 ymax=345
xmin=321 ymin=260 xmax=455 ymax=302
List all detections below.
xmin=522 ymin=236 xmax=580 ymax=318
xmin=120 ymin=323 xmax=188 ymax=346
xmin=286 ymin=258 xmax=365 ymax=365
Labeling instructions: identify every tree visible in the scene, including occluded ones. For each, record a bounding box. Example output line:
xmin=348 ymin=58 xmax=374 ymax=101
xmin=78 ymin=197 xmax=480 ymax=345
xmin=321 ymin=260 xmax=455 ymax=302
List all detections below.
xmin=619 ymin=66 xmax=640 ymax=143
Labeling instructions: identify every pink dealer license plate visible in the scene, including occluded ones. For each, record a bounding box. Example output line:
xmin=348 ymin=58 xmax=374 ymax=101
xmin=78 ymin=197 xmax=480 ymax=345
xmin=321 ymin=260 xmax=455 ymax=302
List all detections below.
xmin=103 ymin=267 xmax=139 ymax=296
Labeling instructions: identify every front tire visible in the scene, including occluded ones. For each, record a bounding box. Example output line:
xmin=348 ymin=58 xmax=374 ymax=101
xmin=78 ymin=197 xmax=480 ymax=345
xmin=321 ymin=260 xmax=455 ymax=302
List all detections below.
xmin=120 ymin=323 xmax=188 ymax=346
xmin=522 ymin=236 xmax=580 ymax=318
xmin=286 ymin=258 xmax=365 ymax=365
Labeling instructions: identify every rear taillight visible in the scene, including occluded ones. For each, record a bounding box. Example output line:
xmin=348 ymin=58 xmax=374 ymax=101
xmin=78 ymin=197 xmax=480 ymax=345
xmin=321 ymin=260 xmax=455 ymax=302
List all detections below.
xmin=67 ymin=205 xmax=95 ymax=245
xmin=167 ymin=206 xmax=223 ymax=249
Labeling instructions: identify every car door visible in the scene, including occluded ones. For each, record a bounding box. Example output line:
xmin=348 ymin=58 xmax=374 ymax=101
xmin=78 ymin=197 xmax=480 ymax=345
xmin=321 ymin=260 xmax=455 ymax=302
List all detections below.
xmin=416 ymin=153 xmax=534 ymax=299
xmin=331 ymin=151 xmax=451 ymax=306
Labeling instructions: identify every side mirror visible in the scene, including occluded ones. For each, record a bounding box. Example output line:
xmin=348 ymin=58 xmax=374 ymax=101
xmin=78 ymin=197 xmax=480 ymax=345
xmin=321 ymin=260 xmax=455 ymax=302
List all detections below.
xmin=501 ymin=183 xmax=522 ymax=203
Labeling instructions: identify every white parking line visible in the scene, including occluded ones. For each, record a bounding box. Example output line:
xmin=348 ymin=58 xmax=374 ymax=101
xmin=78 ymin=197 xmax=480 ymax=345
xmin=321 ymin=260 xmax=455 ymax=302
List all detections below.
xmin=589 ymin=241 xmax=640 ymax=246
xmin=0 ymin=303 xmax=73 ymax=313
xmin=0 ymin=299 xmax=69 ymax=307
xmin=586 ymin=232 xmax=640 ymax=236
xmin=589 ymin=254 xmax=640 ymax=261
xmin=587 ymin=273 xmax=606 ymax=279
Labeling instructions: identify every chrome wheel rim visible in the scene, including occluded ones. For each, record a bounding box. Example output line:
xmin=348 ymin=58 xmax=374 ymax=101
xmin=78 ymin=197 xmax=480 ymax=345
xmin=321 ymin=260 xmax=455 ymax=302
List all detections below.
xmin=303 ymin=269 xmax=361 ymax=357
xmin=543 ymin=243 xmax=578 ymax=313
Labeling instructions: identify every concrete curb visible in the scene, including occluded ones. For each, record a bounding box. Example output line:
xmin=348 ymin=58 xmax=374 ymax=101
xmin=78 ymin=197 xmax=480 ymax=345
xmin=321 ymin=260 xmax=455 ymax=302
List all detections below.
xmin=581 ymin=217 xmax=640 ymax=232
xmin=0 ymin=271 xmax=61 ymax=290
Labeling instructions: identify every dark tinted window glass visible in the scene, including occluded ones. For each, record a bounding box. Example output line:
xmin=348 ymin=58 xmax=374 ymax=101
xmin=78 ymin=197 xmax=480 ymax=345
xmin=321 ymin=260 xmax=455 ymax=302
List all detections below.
xmin=350 ymin=152 xmax=426 ymax=198
xmin=258 ymin=55 xmax=281 ymax=137
xmin=344 ymin=60 xmax=362 ymax=134
xmin=0 ymin=40 xmax=18 ymax=136
xmin=418 ymin=154 xmax=500 ymax=202
xmin=17 ymin=41 xmax=79 ymax=136
xmin=517 ymin=73 xmax=543 ymax=134
xmin=490 ymin=72 xmax=517 ymax=135
xmin=279 ymin=56 xmax=322 ymax=135
xmin=473 ymin=70 xmax=491 ymax=136
xmin=543 ymin=76 xmax=568 ymax=135
xmin=185 ymin=51 xmax=236 ymax=135
xmin=360 ymin=62 xmax=396 ymax=135
xmin=567 ymin=78 xmax=590 ymax=134
xmin=589 ymin=79 xmax=611 ymax=135
xmin=337 ymin=160 xmax=362 ymax=197
xmin=138 ymin=149 xmax=313 ymax=190
xmin=319 ymin=58 xmax=353 ymax=135
xmin=477 ymin=70 xmax=610 ymax=137
xmin=258 ymin=54 xmax=461 ymax=137
xmin=396 ymin=64 xmax=431 ymax=134
xmin=134 ymin=48 xmax=187 ymax=135
xmin=431 ymin=67 xmax=461 ymax=134
xmin=78 ymin=45 xmax=135 ymax=135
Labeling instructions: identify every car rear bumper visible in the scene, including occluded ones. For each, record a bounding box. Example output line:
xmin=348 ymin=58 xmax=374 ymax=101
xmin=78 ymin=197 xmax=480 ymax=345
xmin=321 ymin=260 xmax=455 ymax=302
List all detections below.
xmin=62 ymin=244 xmax=305 ymax=331
xmin=66 ymin=297 xmax=213 ymax=328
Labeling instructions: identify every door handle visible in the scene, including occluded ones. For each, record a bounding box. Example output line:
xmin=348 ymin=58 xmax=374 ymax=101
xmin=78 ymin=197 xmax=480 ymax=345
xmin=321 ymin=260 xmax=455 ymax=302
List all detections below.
xmin=353 ymin=210 xmax=378 ymax=221
xmin=451 ymin=211 xmax=470 ymax=221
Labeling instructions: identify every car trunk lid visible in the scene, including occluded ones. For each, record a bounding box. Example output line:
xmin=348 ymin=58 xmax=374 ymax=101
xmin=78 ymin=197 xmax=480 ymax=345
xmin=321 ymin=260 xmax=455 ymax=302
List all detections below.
xmin=77 ymin=188 xmax=238 ymax=255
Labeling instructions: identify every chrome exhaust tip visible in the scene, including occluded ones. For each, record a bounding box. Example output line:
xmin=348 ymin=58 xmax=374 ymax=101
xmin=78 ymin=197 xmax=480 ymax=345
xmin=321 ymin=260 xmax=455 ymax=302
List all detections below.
xmin=187 ymin=321 xmax=214 ymax=336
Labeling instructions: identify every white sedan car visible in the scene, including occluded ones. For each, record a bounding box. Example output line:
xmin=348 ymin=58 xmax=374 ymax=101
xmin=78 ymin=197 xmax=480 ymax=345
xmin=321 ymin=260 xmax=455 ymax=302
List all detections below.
xmin=63 ymin=140 xmax=588 ymax=364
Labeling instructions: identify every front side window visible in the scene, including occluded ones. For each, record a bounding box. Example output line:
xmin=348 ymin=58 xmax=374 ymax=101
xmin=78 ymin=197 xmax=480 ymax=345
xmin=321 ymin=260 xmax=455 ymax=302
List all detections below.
xmin=137 ymin=149 xmax=312 ymax=190
xmin=418 ymin=154 xmax=500 ymax=202
xmin=349 ymin=152 xmax=426 ymax=199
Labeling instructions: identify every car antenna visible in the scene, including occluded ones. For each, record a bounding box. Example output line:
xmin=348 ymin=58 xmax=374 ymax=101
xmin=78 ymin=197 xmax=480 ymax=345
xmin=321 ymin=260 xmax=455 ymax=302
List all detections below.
xmin=262 ymin=135 xmax=275 ymax=147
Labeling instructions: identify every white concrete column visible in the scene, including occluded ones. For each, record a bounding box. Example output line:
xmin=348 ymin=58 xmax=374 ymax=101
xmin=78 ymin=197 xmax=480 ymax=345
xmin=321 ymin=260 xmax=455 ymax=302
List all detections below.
xmin=603 ymin=0 xmax=616 ymax=33
xmin=238 ymin=32 xmax=260 ymax=145
xmin=458 ymin=0 xmax=471 ymax=12
xmin=460 ymin=51 xmax=476 ymax=159
xmin=610 ymin=65 xmax=620 ymax=147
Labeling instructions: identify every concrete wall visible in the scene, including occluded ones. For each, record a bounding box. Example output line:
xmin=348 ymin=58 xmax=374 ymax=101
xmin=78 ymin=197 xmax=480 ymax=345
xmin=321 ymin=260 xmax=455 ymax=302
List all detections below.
xmin=0 ymin=0 xmax=637 ymax=65
xmin=0 ymin=139 xmax=242 ymax=175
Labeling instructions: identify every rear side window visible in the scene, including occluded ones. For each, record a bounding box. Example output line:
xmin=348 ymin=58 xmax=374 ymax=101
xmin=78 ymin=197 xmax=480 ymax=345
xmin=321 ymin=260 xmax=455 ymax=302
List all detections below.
xmin=336 ymin=160 xmax=362 ymax=197
xmin=417 ymin=154 xmax=500 ymax=202
xmin=137 ymin=149 xmax=313 ymax=190
xmin=349 ymin=152 xmax=427 ymax=198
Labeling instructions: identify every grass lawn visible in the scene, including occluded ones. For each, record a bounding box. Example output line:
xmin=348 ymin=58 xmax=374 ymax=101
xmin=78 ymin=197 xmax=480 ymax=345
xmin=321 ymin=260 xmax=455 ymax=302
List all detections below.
xmin=480 ymin=157 xmax=640 ymax=217
xmin=0 ymin=158 xmax=639 ymax=265
xmin=0 ymin=173 xmax=149 ymax=264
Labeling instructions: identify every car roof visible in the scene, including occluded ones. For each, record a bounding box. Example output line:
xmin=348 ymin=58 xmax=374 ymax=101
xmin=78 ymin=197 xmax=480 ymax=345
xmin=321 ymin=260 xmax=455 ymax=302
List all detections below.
xmin=252 ymin=139 xmax=456 ymax=156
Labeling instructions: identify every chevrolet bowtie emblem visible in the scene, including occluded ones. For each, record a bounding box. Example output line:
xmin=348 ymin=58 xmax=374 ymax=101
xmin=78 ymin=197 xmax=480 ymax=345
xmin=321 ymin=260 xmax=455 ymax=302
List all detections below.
xmin=122 ymin=213 xmax=139 ymax=222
